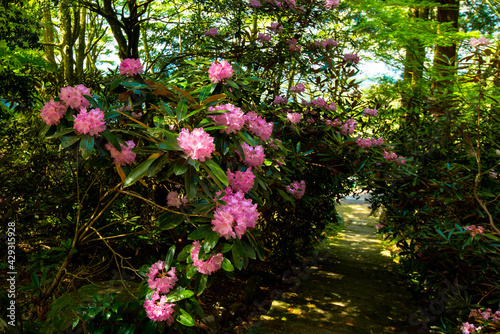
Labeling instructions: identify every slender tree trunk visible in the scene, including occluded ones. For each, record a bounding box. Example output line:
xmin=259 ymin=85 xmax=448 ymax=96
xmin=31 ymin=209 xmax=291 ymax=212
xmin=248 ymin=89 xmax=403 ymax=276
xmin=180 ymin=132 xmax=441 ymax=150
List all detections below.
xmin=42 ymin=3 xmax=56 ymax=65
xmin=60 ymin=0 xmax=75 ymax=82
xmin=76 ymin=7 xmax=87 ymax=77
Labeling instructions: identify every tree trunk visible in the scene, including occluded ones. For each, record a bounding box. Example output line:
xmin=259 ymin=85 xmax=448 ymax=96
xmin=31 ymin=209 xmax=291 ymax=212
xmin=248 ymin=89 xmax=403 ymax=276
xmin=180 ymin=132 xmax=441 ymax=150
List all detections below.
xmin=42 ymin=3 xmax=56 ymax=65
xmin=76 ymin=7 xmax=87 ymax=77
xmin=60 ymin=0 xmax=75 ymax=82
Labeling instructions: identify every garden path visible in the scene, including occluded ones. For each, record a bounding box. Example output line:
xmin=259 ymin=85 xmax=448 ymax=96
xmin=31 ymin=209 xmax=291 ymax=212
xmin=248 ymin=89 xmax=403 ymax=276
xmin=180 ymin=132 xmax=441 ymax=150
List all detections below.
xmin=246 ymin=194 xmax=415 ymax=334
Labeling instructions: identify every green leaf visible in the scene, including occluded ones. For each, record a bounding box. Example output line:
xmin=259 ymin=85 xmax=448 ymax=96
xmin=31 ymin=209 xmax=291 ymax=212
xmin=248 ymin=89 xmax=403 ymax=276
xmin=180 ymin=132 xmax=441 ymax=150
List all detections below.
xmin=220 ymin=243 xmax=232 ymax=253
xmin=165 ymin=289 xmax=194 ymax=303
xmin=221 ymin=258 xmax=234 ymax=272
xmin=199 ymin=83 xmax=217 ymax=102
xmin=164 ymin=245 xmax=176 ymax=271
xmin=173 ymin=159 xmax=188 ymax=175
xmin=124 ymin=158 xmax=156 ymax=187
xmin=176 ymin=99 xmax=188 ymax=121
xmin=186 ymin=265 xmax=198 ymax=279
xmin=241 ymin=238 xmax=256 ymax=260
xmin=194 ymin=273 xmax=208 ymax=295
xmin=188 ymin=225 xmax=213 ymax=240
xmin=60 ymin=135 xmax=80 ymax=149
xmin=148 ymin=154 xmax=169 ymax=177
xmin=231 ymin=239 xmax=244 ymax=270
xmin=185 ymin=166 xmax=198 ymax=200
xmin=176 ymin=308 xmax=195 ymax=326
xmin=79 ymin=135 xmax=94 ymax=159
xmin=102 ymin=131 xmax=123 ymax=151
xmin=177 ymin=244 xmax=193 ymax=262
xmin=46 ymin=128 xmax=74 ymax=139
xmin=31 ymin=272 xmax=40 ymax=287
xmin=203 ymin=231 xmax=219 ymax=253
xmin=226 ymin=80 xmax=239 ymax=89
xmin=157 ymin=212 xmax=186 ymax=230
xmin=157 ymin=141 xmax=180 ymax=151
xmin=203 ymin=159 xmax=229 ymax=187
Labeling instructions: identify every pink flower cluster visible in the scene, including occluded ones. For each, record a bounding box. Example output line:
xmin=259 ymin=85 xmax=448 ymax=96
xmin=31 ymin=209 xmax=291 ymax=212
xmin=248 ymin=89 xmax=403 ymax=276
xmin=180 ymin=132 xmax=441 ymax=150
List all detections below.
xmin=343 ymin=53 xmax=360 ymax=64
xmin=177 ymin=127 xmax=215 ymax=162
xmin=325 ymin=0 xmax=340 ymax=9
xmin=190 ymin=241 xmax=224 ymax=275
xmin=268 ymin=22 xmax=283 ymax=34
xmin=240 ymin=142 xmax=266 ymax=168
xmin=258 ymin=33 xmax=271 ymax=43
xmin=208 ymin=104 xmax=245 ymax=134
xmin=249 ymin=0 xmax=261 ymax=7
xmin=204 ymin=28 xmax=218 ymax=37
xmin=119 ymin=58 xmax=143 ymax=77
xmin=105 ymin=140 xmax=136 ymax=166
xmin=470 ymin=308 xmax=500 ymax=322
xmin=73 ymin=108 xmax=106 ymax=136
xmin=356 ymin=137 xmax=384 ymax=149
xmin=208 ymin=60 xmax=233 ymax=83
xmin=287 ymin=38 xmax=301 ymax=52
xmin=144 ymin=261 xmax=178 ymax=323
xmin=460 ymin=322 xmax=481 ymax=334
xmin=167 ymin=191 xmax=188 ymax=208
xmin=245 ymin=111 xmax=273 ymax=141
xmin=227 ymin=168 xmax=255 ymax=193
xmin=383 ymin=150 xmax=406 ymax=164
xmin=465 ymin=225 xmax=484 ymax=237
xmin=40 ymin=99 xmax=67 ymax=126
xmin=470 ymin=37 xmax=489 ymax=47
xmin=325 ymin=118 xmax=342 ymax=127
xmin=339 ymin=119 xmax=357 ymax=135
xmin=314 ymin=38 xmax=338 ymax=48
xmin=59 ymin=84 xmax=91 ymax=110
xmin=311 ymin=98 xmax=336 ymax=111
xmin=287 ymin=112 xmax=302 ymax=124
xmin=286 ymin=180 xmax=306 ymax=199
xmin=274 ymin=95 xmax=288 ymax=106
xmin=211 ymin=187 xmax=260 ymax=239
xmin=363 ymin=108 xmax=378 ymax=117
xmin=290 ymin=83 xmax=305 ymax=94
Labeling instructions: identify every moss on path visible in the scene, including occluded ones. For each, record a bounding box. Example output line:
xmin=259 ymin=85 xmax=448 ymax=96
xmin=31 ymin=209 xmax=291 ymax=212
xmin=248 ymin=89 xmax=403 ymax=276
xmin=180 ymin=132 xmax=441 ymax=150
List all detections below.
xmin=247 ymin=195 xmax=414 ymax=334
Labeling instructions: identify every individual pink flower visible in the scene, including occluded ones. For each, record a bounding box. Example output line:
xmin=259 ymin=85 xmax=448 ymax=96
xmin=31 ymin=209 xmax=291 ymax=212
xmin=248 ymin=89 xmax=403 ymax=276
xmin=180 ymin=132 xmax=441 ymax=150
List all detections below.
xmin=339 ymin=119 xmax=357 ymax=135
xmin=105 ymin=140 xmax=136 ymax=166
xmin=249 ymin=0 xmax=261 ymax=7
xmin=119 ymin=58 xmax=143 ymax=76
xmin=287 ymin=112 xmax=302 ymax=124
xmin=239 ymin=142 xmax=265 ymax=168
xmin=290 ymin=83 xmax=305 ymax=93
xmin=167 ymin=191 xmax=182 ymax=208
xmin=208 ymin=60 xmax=233 ymax=83
xmin=286 ymin=180 xmax=306 ymax=199
xmin=144 ymin=290 xmax=175 ymax=324
xmin=73 ymin=108 xmax=106 ymax=136
xmin=245 ymin=111 xmax=273 ymax=141
xmin=258 ymin=33 xmax=271 ymax=43
xmin=343 ymin=53 xmax=360 ymax=64
xmin=268 ymin=22 xmax=283 ymax=33
xmin=324 ymin=0 xmax=339 ymax=9
xmin=146 ymin=261 xmax=178 ymax=294
xmin=177 ymin=127 xmax=215 ymax=162
xmin=190 ymin=241 xmax=224 ymax=275
xmin=211 ymin=187 xmax=260 ymax=239
xmin=204 ymin=28 xmax=218 ymax=37
xmin=274 ymin=96 xmax=288 ymax=106
xmin=363 ymin=108 xmax=378 ymax=117
xmin=470 ymin=37 xmax=489 ymax=47
xmin=40 ymin=99 xmax=67 ymax=126
xmin=208 ymin=104 xmax=245 ymax=134
xmin=227 ymin=168 xmax=255 ymax=193
xmin=59 ymin=85 xmax=91 ymax=110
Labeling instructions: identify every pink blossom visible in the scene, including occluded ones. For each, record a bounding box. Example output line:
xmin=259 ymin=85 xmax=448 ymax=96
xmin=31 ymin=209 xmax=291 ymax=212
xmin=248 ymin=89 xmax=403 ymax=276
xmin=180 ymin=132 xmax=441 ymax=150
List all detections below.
xmin=190 ymin=241 xmax=224 ymax=275
xmin=376 ymin=223 xmax=385 ymax=230
xmin=105 ymin=140 xmax=136 ymax=166
xmin=211 ymin=187 xmax=260 ymax=239
xmin=324 ymin=0 xmax=339 ymax=9
xmin=40 ymin=99 xmax=67 ymax=126
xmin=343 ymin=53 xmax=360 ymax=64
xmin=268 ymin=22 xmax=283 ymax=34
xmin=286 ymin=180 xmax=306 ymax=199
xmin=325 ymin=118 xmax=342 ymax=127
xmin=204 ymin=28 xmax=218 ymax=37
xmin=470 ymin=37 xmax=489 ymax=47
xmin=146 ymin=261 xmax=178 ymax=294
xmin=356 ymin=138 xmax=372 ymax=149
xmin=119 ymin=58 xmax=143 ymax=76
xmin=363 ymin=108 xmax=378 ymax=117
xmin=131 ymin=111 xmax=142 ymax=119
xmin=258 ymin=33 xmax=271 ymax=43
xmin=383 ymin=150 xmax=398 ymax=161
xmin=249 ymin=0 xmax=261 ymax=7
xmin=144 ymin=290 xmax=175 ymax=324
xmin=325 ymin=38 xmax=338 ymax=47
xmin=460 ymin=322 xmax=482 ymax=334
xmin=73 ymin=108 xmax=106 ymax=136
xmin=287 ymin=38 xmax=302 ymax=52
xmin=245 ymin=111 xmax=273 ymax=141
xmin=208 ymin=104 xmax=245 ymax=134
xmin=287 ymin=112 xmax=302 ymax=123
xmin=167 ymin=191 xmax=182 ymax=208
xmin=274 ymin=96 xmax=288 ymax=106
xmin=59 ymin=85 xmax=91 ymax=110
xmin=371 ymin=137 xmax=384 ymax=146
xmin=466 ymin=225 xmax=484 ymax=237
xmin=177 ymin=127 xmax=215 ymax=162
xmin=208 ymin=60 xmax=233 ymax=83
xmin=306 ymin=118 xmax=315 ymax=123
xmin=239 ymin=142 xmax=265 ymax=168
xmin=339 ymin=119 xmax=357 ymax=135
xmin=227 ymin=168 xmax=255 ymax=193
xmin=290 ymin=83 xmax=305 ymax=94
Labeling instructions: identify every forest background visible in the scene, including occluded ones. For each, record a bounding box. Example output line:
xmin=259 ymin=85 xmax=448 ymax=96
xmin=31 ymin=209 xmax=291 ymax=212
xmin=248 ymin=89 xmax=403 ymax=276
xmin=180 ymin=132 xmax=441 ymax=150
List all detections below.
xmin=1 ymin=0 xmax=500 ymax=333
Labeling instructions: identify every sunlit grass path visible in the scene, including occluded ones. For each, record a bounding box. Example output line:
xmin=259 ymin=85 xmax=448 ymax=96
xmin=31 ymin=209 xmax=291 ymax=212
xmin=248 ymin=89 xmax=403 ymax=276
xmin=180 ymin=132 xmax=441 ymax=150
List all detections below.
xmin=247 ymin=195 xmax=414 ymax=334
